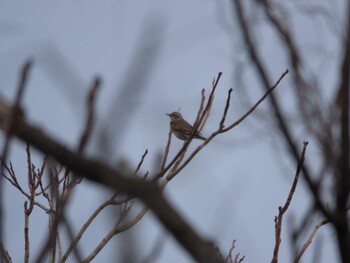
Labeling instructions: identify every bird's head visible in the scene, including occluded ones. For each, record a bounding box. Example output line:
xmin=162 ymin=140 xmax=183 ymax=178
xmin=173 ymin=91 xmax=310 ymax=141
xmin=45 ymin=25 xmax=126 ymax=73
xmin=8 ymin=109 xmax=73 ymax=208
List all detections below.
xmin=166 ymin=111 xmax=183 ymax=121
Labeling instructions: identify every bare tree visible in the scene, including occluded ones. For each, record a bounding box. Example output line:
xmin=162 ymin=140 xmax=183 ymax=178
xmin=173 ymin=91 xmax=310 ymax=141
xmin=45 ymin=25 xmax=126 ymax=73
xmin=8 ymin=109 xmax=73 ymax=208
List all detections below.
xmin=0 ymin=0 xmax=348 ymax=262
xmin=231 ymin=0 xmax=349 ymax=262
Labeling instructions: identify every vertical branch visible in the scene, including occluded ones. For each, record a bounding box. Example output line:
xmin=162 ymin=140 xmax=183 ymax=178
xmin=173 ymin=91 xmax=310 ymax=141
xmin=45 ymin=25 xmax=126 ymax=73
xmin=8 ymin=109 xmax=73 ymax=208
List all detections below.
xmin=49 ymin=165 xmax=59 ymax=263
xmin=23 ymin=144 xmax=37 ymax=263
xmin=335 ymin=1 xmax=350 ymax=260
xmin=24 ymin=202 xmax=30 ymax=263
xmin=197 ymin=89 xmax=206 ymax=132
xmin=0 ymin=61 xmax=32 ymax=259
xmin=26 ymin=144 xmax=35 ymax=215
xmin=271 ymin=142 xmax=308 ymax=263
xmin=198 ymin=72 xmax=223 ymax=131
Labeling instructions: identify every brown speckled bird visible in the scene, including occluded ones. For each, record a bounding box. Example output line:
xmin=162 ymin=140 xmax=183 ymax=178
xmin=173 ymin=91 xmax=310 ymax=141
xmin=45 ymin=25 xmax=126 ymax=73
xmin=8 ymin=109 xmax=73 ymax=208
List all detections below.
xmin=166 ymin=112 xmax=206 ymax=141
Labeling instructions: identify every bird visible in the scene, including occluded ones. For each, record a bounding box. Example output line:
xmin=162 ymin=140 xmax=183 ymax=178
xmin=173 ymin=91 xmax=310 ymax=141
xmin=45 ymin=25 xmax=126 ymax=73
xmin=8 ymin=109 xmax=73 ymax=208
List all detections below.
xmin=166 ymin=112 xmax=207 ymax=141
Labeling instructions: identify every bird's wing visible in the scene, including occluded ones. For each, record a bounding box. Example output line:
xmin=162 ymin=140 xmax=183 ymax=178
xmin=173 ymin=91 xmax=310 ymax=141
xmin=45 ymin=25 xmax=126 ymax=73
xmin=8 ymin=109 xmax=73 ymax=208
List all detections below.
xmin=181 ymin=120 xmax=200 ymax=135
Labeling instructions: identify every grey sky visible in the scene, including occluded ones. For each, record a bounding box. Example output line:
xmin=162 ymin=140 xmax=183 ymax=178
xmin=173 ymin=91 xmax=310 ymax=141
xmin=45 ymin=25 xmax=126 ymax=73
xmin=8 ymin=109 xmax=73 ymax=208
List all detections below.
xmin=0 ymin=0 xmax=344 ymax=262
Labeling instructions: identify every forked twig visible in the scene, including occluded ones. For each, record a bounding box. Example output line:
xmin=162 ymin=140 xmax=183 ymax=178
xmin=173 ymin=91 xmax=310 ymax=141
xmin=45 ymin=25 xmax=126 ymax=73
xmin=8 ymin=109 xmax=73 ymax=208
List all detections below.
xmin=160 ymin=72 xmax=223 ymax=181
xmin=81 ymin=205 xmax=144 ymax=263
xmin=170 ymin=70 xmax=289 ymax=180
xmin=155 ymin=73 xmax=218 ymax=179
xmin=225 ymin=240 xmax=236 ymax=262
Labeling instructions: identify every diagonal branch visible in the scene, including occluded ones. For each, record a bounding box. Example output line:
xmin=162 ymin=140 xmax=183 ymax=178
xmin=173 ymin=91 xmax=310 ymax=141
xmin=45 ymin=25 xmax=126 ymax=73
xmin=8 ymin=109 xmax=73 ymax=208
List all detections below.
xmin=232 ymin=0 xmax=332 ymax=221
xmin=170 ymin=69 xmax=288 ymax=179
xmin=271 ymin=141 xmax=309 ymax=263
xmin=0 ymin=98 xmax=224 ymax=263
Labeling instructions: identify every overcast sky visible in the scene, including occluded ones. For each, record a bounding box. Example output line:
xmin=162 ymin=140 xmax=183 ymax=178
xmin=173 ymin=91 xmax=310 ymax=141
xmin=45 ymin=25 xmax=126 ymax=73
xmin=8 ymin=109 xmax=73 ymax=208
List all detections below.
xmin=0 ymin=0 xmax=345 ymax=262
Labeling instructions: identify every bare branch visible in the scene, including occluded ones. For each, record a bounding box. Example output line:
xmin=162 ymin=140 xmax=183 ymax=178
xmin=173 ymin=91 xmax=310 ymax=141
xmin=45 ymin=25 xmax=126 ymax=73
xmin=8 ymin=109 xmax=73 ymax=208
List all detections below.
xmin=82 ymin=206 xmax=146 ymax=263
xmin=135 ymin=149 xmax=148 ymax=175
xmin=0 ymin=60 xmax=32 ymax=252
xmin=294 ymin=219 xmax=329 ymax=263
xmin=160 ymin=126 xmax=172 ymax=172
xmin=234 ymin=253 xmax=245 ymax=263
xmin=77 ymin=77 xmax=101 ymax=153
xmin=160 ymin=72 xmax=223 ymax=182
xmin=271 ymin=142 xmax=309 ymax=263
xmin=221 ymin=70 xmax=288 ymax=133
xmin=60 ymin=216 xmax=83 ymax=263
xmin=225 ymin=240 xmax=236 ymax=263
xmin=196 ymin=88 xmax=206 ymax=131
xmin=233 ymin=0 xmax=331 ymax=222
xmin=220 ymin=88 xmax=233 ymax=129
xmin=0 ymin=99 xmax=224 ymax=263
xmin=61 ymin=197 xmax=129 ymax=262
xmin=0 ymin=242 xmax=11 ymax=263
xmin=24 ymin=202 xmax=30 ymax=263
xmin=170 ymin=70 xmax=288 ymax=179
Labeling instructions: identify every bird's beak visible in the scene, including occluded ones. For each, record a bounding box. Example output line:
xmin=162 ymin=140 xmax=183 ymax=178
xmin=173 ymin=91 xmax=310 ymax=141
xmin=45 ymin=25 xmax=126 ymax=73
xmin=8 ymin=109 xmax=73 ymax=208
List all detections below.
xmin=166 ymin=113 xmax=171 ymax=117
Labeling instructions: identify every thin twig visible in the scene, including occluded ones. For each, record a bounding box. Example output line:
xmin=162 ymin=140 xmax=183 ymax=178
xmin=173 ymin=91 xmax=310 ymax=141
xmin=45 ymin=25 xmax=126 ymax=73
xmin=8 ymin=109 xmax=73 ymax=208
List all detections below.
xmin=77 ymin=77 xmax=101 ymax=152
xmin=225 ymin=240 xmax=236 ymax=263
xmin=26 ymin=144 xmax=35 ymax=215
xmin=196 ymin=88 xmax=206 ymax=131
xmin=293 ymin=219 xmax=329 ymax=263
xmin=64 ymin=77 xmax=101 ymax=188
xmin=61 ymin=215 xmax=83 ymax=263
xmin=0 ymin=242 xmax=11 ymax=263
xmin=197 ymin=72 xmax=222 ymax=132
xmin=81 ymin=205 xmax=145 ymax=263
xmin=34 ymin=163 xmax=65 ymax=263
xmin=34 ymin=156 xmax=47 ymax=195
xmin=60 ymin=197 xmax=129 ymax=262
xmin=234 ymin=253 xmax=245 ymax=263
xmin=271 ymin=141 xmax=309 ymax=263
xmin=134 ymin=149 xmax=148 ymax=175
xmin=0 ymin=158 xmax=50 ymax=212
xmin=221 ymin=70 xmax=288 ymax=133
xmin=220 ymin=88 xmax=233 ymax=129
xmin=160 ymin=126 xmax=172 ymax=171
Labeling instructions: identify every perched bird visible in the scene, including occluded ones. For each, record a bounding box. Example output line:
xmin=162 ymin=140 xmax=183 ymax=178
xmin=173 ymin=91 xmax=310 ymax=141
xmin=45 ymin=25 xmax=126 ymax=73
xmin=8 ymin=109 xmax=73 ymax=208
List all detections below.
xmin=166 ymin=112 xmax=207 ymax=141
